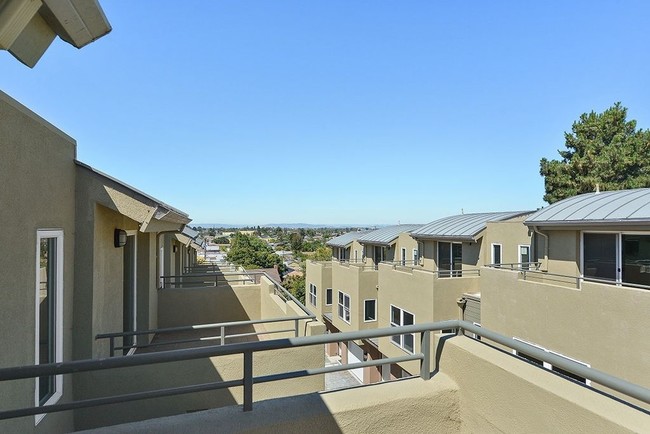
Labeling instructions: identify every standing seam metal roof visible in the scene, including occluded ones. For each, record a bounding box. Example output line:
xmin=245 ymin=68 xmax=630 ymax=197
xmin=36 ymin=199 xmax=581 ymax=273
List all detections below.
xmin=356 ymin=224 xmax=423 ymax=246
xmin=411 ymin=211 xmax=531 ymax=241
xmin=326 ymin=230 xmax=372 ymax=247
xmin=525 ymin=188 xmax=650 ymax=225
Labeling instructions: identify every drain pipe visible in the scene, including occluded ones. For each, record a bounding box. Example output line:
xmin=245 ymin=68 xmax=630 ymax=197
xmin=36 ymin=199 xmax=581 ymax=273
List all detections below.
xmin=532 ymin=226 xmax=548 ymax=271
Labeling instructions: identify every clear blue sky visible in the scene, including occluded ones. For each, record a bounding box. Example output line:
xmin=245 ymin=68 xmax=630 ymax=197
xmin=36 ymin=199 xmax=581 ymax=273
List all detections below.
xmin=3 ymin=1 xmax=650 ymax=225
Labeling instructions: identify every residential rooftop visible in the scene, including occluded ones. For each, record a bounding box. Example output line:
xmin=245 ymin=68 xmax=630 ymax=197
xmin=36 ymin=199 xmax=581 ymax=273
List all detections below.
xmin=356 ymin=224 xmax=423 ymax=246
xmin=326 ymin=230 xmax=372 ymax=247
xmin=411 ymin=211 xmax=531 ymax=241
xmin=526 ymin=188 xmax=650 ymax=227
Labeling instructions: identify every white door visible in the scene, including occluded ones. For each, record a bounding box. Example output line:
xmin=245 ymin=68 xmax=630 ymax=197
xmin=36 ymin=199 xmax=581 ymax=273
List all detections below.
xmin=347 ymin=341 xmax=364 ymax=382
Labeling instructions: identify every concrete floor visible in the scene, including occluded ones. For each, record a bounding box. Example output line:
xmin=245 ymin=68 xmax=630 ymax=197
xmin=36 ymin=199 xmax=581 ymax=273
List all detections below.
xmin=324 ymin=354 xmax=362 ymax=390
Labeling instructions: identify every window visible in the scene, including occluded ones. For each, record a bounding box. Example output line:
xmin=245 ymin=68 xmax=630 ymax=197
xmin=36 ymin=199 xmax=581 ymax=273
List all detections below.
xmin=364 ymin=299 xmax=377 ymax=322
xmin=390 ymin=305 xmax=414 ymax=353
xmin=413 ymin=248 xmax=419 ymax=265
xmin=36 ymin=230 xmax=64 ymax=419
xmin=491 ymin=243 xmax=502 ymax=265
xmin=519 ymin=244 xmax=531 ymax=269
xmin=401 ymin=248 xmax=406 ymax=266
xmin=583 ymin=233 xmax=617 ymax=281
xmin=438 ymin=242 xmax=462 ymax=277
xmin=582 ymin=232 xmax=650 ymax=287
xmin=513 ymin=338 xmax=590 ymax=385
xmin=308 ymin=283 xmax=317 ymax=306
xmin=338 ymin=291 xmax=351 ymax=323
xmin=354 ymin=249 xmax=358 ymax=262
xmin=326 ymin=288 xmax=333 ymax=306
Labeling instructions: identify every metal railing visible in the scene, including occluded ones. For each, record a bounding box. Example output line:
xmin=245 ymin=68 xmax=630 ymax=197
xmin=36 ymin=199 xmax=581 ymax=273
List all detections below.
xmin=1 ymin=320 xmax=648 ymax=421
xmin=95 ymin=316 xmax=313 ymax=357
xmin=160 ymin=272 xmax=255 ymax=289
xmin=484 ymin=262 xmax=542 ymax=271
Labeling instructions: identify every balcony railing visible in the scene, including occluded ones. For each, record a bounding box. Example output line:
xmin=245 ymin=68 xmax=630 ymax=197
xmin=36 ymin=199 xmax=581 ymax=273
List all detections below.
xmin=1 ymin=320 xmax=648 ymax=421
xmin=484 ymin=262 xmax=542 ymax=271
xmin=96 ymin=316 xmax=314 ymax=357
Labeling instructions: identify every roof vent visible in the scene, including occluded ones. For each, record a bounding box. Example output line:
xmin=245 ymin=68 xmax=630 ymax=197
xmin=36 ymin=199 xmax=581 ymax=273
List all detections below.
xmin=595 ymin=183 xmax=600 ymax=194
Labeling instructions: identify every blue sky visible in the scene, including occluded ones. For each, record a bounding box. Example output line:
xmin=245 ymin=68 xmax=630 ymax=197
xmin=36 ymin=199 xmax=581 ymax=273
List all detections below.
xmin=2 ymin=1 xmax=650 ymax=225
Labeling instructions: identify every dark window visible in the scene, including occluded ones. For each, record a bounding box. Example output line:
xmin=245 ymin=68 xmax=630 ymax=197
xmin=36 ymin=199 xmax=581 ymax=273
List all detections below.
xmin=583 ymin=233 xmax=617 ymax=281
xmin=326 ymin=288 xmax=332 ymax=305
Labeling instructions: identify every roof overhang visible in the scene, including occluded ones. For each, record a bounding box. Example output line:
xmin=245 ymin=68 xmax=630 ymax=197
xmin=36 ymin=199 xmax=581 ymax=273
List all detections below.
xmin=76 ymin=161 xmax=191 ymax=233
xmin=1 ymin=0 xmax=111 ymax=67
xmin=525 ymin=219 xmax=650 ymax=229
xmin=411 ymin=234 xmax=477 ymax=243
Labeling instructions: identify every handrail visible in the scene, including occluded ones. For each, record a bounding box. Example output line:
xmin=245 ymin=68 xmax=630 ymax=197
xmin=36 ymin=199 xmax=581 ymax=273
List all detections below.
xmin=96 ymin=315 xmax=315 ymax=357
xmin=484 ymin=262 xmax=541 ymax=271
xmin=0 ymin=320 xmax=648 ymax=421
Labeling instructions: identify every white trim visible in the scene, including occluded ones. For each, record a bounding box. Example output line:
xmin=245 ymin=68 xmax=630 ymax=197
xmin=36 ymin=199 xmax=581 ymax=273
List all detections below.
xmin=337 ymin=291 xmax=351 ymax=324
xmin=412 ymin=248 xmax=418 ymax=264
xmin=491 ymin=243 xmax=502 ymax=265
xmin=518 ymin=244 xmax=530 ymax=264
xmin=125 ymin=231 xmax=138 ymax=356
xmin=35 ymin=230 xmax=64 ymax=424
xmin=325 ymin=288 xmax=333 ymax=306
xmin=389 ymin=304 xmax=415 ymax=353
xmin=512 ymin=337 xmax=591 ymax=385
xmin=363 ymin=299 xmax=377 ymax=322
xmin=308 ymin=283 xmax=317 ymax=307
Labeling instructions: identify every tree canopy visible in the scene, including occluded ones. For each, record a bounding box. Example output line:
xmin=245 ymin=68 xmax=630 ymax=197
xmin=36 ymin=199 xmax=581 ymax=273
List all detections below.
xmin=226 ymin=233 xmax=283 ymax=269
xmin=540 ymin=103 xmax=650 ymax=204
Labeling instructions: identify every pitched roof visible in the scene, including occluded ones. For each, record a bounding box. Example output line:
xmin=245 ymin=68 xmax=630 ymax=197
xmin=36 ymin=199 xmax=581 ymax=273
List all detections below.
xmin=526 ymin=188 xmax=650 ymax=227
xmin=357 ymin=224 xmax=423 ymax=246
xmin=326 ymin=230 xmax=372 ymax=247
xmin=411 ymin=211 xmax=530 ymax=241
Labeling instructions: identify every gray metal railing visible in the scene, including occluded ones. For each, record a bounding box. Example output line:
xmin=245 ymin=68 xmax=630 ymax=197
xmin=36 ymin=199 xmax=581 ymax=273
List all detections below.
xmin=485 ymin=262 xmax=542 ymax=271
xmin=1 ymin=320 xmax=648 ymax=421
xmin=95 ymin=316 xmax=314 ymax=357
xmin=160 ymin=272 xmax=255 ymax=289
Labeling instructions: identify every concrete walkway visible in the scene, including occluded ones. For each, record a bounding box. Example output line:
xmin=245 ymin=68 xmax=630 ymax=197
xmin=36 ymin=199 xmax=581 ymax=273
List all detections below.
xmin=324 ymin=355 xmax=362 ymax=390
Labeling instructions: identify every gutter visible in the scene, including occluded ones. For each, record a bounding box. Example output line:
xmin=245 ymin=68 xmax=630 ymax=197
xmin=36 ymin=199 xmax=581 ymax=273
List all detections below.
xmin=531 ymin=226 xmax=549 ymax=271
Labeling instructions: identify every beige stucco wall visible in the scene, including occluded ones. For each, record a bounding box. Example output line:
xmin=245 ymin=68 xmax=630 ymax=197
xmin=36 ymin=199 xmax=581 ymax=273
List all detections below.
xmin=484 ymin=220 xmax=532 ymax=264
xmin=436 ymin=335 xmax=648 ymax=433
xmin=330 ymin=262 xmax=378 ymax=332
xmin=305 ymin=260 xmax=333 ymax=318
xmin=0 ymin=91 xmax=77 ymax=433
xmin=480 ymin=266 xmax=650 ymax=394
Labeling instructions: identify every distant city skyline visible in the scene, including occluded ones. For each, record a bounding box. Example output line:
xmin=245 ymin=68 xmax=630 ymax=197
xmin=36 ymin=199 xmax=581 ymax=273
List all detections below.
xmin=2 ymin=2 xmax=649 ymax=224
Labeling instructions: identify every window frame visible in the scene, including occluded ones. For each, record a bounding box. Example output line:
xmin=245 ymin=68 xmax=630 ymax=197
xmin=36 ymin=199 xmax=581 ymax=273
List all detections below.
xmin=363 ymin=299 xmax=377 ymax=322
xmin=35 ymin=230 xmax=64 ymax=424
xmin=325 ymin=288 xmax=333 ymax=306
xmin=337 ymin=291 xmax=351 ymax=324
xmin=308 ymin=283 xmax=317 ymax=306
xmin=389 ymin=304 xmax=415 ymax=353
xmin=513 ymin=337 xmax=591 ymax=385
xmin=491 ymin=243 xmax=502 ymax=265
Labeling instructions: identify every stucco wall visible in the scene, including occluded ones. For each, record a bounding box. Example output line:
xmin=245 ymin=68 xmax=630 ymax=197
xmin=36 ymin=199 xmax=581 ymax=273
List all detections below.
xmin=305 ymin=260 xmax=332 ymax=317
xmin=480 ymin=267 xmax=650 ymax=393
xmin=0 ymin=91 xmax=77 ymax=433
xmin=436 ymin=336 xmax=648 ymax=433
xmin=484 ymin=220 xmax=532 ymax=264
xmin=331 ymin=262 xmax=378 ymax=332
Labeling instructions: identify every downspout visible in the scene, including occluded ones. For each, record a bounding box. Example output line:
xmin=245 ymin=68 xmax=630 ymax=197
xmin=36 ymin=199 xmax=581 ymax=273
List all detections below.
xmin=532 ymin=226 xmax=548 ymax=271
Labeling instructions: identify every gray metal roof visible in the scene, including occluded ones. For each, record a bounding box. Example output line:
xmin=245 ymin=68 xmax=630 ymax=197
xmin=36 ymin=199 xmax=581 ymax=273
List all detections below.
xmin=326 ymin=230 xmax=372 ymax=247
xmin=411 ymin=211 xmax=531 ymax=241
xmin=526 ymin=188 xmax=650 ymax=227
xmin=356 ymin=224 xmax=423 ymax=246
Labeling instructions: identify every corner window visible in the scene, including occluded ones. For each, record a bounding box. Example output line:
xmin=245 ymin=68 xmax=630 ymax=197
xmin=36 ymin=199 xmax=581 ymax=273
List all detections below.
xmin=36 ymin=230 xmax=64 ymax=420
xmin=325 ymin=288 xmax=333 ymax=306
xmin=338 ymin=291 xmax=351 ymax=324
xmin=308 ymin=283 xmax=317 ymax=306
xmin=364 ymin=299 xmax=377 ymax=322
xmin=390 ymin=305 xmax=414 ymax=353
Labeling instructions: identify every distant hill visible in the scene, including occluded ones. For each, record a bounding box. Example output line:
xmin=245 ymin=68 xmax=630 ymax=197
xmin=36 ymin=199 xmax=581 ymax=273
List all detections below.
xmin=193 ymin=223 xmax=383 ymax=229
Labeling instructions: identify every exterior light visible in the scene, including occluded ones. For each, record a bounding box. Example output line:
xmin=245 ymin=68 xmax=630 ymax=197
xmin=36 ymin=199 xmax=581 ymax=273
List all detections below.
xmin=114 ymin=229 xmax=127 ymax=248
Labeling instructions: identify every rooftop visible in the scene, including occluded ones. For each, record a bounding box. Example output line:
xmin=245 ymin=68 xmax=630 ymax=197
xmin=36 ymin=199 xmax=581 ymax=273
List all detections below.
xmin=526 ymin=188 xmax=650 ymax=227
xmin=326 ymin=230 xmax=372 ymax=247
xmin=356 ymin=224 xmax=423 ymax=246
xmin=411 ymin=211 xmax=531 ymax=241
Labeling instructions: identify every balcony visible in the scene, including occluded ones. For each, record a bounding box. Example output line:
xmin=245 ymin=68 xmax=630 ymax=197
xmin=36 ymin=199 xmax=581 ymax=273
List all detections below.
xmin=1 ymin=321 xmax=647 ymax=433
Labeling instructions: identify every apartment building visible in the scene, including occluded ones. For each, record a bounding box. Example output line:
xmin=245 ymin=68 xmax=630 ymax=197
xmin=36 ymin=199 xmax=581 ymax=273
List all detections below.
xmin=481 ymin=188 xmax=650 ymax=402
xmin=377 ymin=211 xmax=532 ymax=376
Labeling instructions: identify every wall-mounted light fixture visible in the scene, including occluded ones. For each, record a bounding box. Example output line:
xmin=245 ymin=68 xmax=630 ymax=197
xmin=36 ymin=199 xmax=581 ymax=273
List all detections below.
xmin=173 ymin=245 xmax=178 ymax=253
xmin=114 ymin=229 xmax=127 ymax=248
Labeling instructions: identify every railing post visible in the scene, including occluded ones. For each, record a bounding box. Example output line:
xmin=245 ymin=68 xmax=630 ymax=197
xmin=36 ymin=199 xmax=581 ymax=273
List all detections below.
xmin=109 ymin=337 xmax=115 ymax=358
xmin=220 ymin=326 xmax=225 ymax=345
xmin=243 ymin=351 xmax=253 ymax=412
xmin=420 ymin=330 xmax=431 ymax=380
xmin=294 ymin=319 xmax=300 ymax=337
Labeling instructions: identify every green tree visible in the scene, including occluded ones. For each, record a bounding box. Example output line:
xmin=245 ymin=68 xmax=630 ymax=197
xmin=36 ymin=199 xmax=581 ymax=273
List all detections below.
xmin=226 ymin=233 xmax=283 ymax=269
xmin=289 ymin=232 xmax=304 ymax=252
xmin=282 ymin=274 xmax=306 ymax=304
xmin=540 ymin=103 xmax=650 ymax=204
xmin=312 ymin=245 xmax=331 ymax=261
